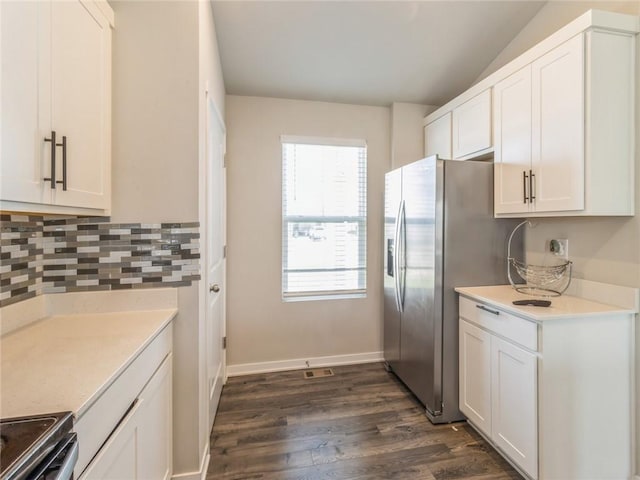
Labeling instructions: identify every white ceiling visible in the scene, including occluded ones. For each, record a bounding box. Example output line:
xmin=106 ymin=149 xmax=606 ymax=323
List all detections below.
xmin=211 ymin=1 xmax=546 ymax=107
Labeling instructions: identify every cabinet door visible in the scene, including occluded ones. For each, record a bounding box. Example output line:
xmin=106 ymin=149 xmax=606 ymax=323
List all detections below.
xmin=137 ymin=355 xmax=172 ymax=480
xmin=0 ymin=2 xmax=50 ymax=204
xmin=491 ymin=336 xmax=537 ymax=479
xmin=493 ymin=66 xmax=532 ymax=215
xmin=531 ymin=34 xmax=584 ymax=213
xmin=459 ymin=320 xmax=492 ymax=436
xmin=452 ymin=89 xmax=491 ymax=159
xmin=424 ymin=112 xmax=451 ymax=159
xmin=79 ymin=400 xmax=141 ymax=480
xmin=50 ymin=0 xmax=111 ymax=210
xmin=80 ymin=355 xmax=172 ymax=480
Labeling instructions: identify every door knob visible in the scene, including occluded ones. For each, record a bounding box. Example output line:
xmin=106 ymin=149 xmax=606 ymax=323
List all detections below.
xmin=210 ymin=284 xmax=220 ymax=293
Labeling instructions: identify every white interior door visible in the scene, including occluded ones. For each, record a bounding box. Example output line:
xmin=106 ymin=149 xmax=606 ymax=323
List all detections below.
xmin=205 ymin=93 xmax=226 ymax=432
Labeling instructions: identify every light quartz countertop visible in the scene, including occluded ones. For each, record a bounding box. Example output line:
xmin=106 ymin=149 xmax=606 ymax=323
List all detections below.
xmin=455 ymin=285 xmax=637 ymax=322
xmin=0 ymin=308 xmax=176 ymax=419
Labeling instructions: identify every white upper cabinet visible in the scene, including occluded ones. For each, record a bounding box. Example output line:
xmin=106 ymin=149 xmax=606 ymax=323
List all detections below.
xmin=425 ymin=10 xmax=638 ymax=217
xmin=424 ymin=112 xmax=452 ymax=159
xmin=1 ymin=0 xmax=113 ymax=215
xmin=493 ymin=65 xmax=532 ymax=213
xmin=0 ymin=2 xmax=45 ymax=205
xmin=494 ymin=35 xmax=585 ymax=215
xmin=531 ymin=35 xmax=584 ymax=214
xmin=494 ymin=30 xmax=635 ymax=217
xmin=424 ymin=91 xmax=492 ymax=161
xmin=452 ymin=89 xmax=492 ymax=160
xmin=50 ymin=1 xmax=112 ymax=210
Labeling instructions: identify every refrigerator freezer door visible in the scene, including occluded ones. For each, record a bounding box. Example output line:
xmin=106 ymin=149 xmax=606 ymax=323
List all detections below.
xmin=398 ymin=157 xmax=442 ymax=410
xmin=383 ymin=168 xmax=402 ymax=369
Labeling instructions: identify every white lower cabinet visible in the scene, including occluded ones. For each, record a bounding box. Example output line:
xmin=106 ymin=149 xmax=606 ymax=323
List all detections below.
xmin=79 ymin=400 xmax=139 ymax=480
xmin=75 ymin=325 xmax=173 ymax=480
xmin=458 ymin=293 xmax=635 ymax=479
xmin=490 ymin=336 xmax=537 ymax=478
xmin=136 ymin=355 xmax=173 ymax=480
xmin=80 ymin=355 xmax=172 ymax=480
xmin=459 ymin=318 xmax=537 ymax=478
xmin=459 ymin=320 xmax=492 ymax=435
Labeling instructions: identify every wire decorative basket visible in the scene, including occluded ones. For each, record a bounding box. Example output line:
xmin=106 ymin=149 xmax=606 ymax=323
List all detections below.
xmin=507 ymin=221 xmax=572 ymax=297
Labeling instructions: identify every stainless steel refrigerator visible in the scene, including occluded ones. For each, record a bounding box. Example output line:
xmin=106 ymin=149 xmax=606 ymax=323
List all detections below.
xmin=384 ymin=155 xmax=522 ymax=424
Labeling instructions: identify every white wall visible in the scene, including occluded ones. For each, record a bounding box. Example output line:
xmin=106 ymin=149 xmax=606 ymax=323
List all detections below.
xmin=225 ymin=95 xmax=389 ymax=368
xmin=477 ymin=1 xmax=640 ymax=474
xmin=390 ymin=102 xmax=438 ymax=169
xmin=199 ymin=2 xmax=226 ymax=120
xmin=110 ymin=1 xmax=199 ymax=224
xmin=476 ymin=1 xmax=640 ymax=83
xmin=110 ymin=1 xmax=225 ymax=477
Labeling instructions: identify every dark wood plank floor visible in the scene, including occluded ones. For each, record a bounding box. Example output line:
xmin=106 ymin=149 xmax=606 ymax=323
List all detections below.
xmin=207 ymin=362 xmax=523 ymax=480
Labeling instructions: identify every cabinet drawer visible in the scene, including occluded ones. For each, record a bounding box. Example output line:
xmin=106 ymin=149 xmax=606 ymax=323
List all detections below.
xmin=459 ymin=296 xmax=537 ymax=351
xmin=74 ymin=324 xmax=172 ymax=476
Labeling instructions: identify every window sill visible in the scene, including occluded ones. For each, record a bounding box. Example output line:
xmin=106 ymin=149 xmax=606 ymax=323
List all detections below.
xmin=282 ymin=292 xmax=367 ymax=303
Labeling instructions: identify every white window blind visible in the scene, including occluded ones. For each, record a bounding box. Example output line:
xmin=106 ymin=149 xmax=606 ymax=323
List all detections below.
xmin=281 ymin=136 xmax=367 ymax=299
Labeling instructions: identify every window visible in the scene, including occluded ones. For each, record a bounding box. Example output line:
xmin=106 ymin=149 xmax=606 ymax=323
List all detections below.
xmin=281 ymin=136 xmax=367 ymax=300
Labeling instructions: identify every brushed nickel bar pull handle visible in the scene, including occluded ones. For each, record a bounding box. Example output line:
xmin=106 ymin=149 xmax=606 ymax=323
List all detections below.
xmin=43 ymin=130 xmax=57 ymax=189
xmin=397 ymin=199 xmax=406 ymax=313
xmin=56 ymin=136 xmax=67 ymax=191
xmin=529 ymin=169 xmax=535 ymax=202
xmin=523 ymin=170 xmax=528 ymax=203
xmin=476 ymin=304 xmax=500 ymax=316
xmin=393 ymin=200 xmax=402 ymax=313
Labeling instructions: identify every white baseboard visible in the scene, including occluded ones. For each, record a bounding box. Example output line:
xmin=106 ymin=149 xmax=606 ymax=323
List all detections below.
xmin=209 ymin=362 xmax=224 ymax=424
xmin=200 ymin=451 xmax=210 ymax=480
xmin=226 ymin=351 xmax=384 ymax=377
xmin=171 ymin=443 xmax=210 ymax=480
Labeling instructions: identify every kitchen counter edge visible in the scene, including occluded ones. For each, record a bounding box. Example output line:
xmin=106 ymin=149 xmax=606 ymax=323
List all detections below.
xmin=455 ymin=285 xmax=636 ymax=322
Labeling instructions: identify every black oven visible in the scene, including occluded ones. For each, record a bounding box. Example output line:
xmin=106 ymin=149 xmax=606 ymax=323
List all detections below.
xmin=0 ymin=412 xmax=77 ymax=480
xmin=26 ymin=433 xmax=77 ymax=480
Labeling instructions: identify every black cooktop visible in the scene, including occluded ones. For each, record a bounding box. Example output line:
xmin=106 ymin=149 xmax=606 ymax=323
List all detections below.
xmin=0 ymin=412 xmax=73 ymax=480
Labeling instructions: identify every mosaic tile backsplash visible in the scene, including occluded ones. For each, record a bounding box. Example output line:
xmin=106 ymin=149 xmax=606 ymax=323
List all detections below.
xmin=1 ymin=215 xmax=200 ymax=307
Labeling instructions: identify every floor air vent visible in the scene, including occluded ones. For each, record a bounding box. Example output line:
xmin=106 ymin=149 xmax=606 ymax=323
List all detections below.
xmin=303 ymin=368 xmax=334 ymax=379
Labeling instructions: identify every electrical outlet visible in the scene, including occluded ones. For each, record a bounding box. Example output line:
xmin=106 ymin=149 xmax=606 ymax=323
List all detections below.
xmin=549 ymin=239 xmax=568 ymax=259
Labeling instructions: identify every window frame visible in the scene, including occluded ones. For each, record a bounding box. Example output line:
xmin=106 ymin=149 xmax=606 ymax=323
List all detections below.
xmin=281 ymin=135 xmax=367 ymax=301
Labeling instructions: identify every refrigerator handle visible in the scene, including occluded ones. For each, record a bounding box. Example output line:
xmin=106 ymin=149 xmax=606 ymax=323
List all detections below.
xmin=397 ymin=200 xmax=406 ymax=313
xmin=393 ymin=200 xmax=403 ymax=312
